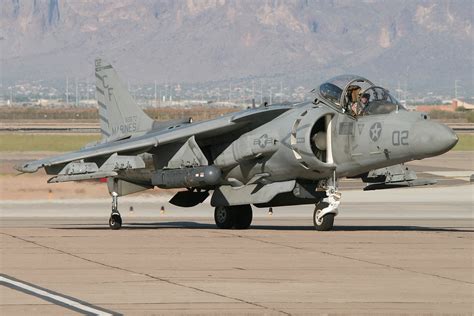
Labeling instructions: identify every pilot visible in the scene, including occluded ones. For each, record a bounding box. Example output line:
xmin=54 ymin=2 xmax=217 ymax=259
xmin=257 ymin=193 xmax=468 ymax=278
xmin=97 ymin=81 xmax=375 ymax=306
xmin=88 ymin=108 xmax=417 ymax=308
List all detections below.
xmin=353 ymin=93 xmax=370 ymax=115
xmin=346 ymin=85 xmax=361 ymax=115
xmin=360 ymin=92 xmax=370 ymax=106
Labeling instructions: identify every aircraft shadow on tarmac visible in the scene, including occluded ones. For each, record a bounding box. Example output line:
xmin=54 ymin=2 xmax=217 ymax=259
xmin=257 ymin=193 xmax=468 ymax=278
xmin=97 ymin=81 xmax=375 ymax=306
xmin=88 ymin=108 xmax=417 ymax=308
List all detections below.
xmin=53 ymin=222 xmax=473 ymax=232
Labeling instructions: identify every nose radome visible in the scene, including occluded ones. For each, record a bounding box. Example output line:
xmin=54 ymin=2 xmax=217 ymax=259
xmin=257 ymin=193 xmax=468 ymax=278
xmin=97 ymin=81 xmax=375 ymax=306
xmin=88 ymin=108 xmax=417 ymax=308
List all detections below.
xmin=410 ymin=121 xmax=458 ymax=159
xmin=436 ymin=123 xmax=458 ymax=152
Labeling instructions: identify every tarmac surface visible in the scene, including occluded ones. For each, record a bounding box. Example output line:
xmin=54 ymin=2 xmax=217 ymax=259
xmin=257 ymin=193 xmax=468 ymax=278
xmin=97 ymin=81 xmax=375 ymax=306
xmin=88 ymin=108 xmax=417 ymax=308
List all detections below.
xmin=1 ymin=151 xmax=473 ymax=315
xmin=1 ymin=184 xmax=473 ymax=315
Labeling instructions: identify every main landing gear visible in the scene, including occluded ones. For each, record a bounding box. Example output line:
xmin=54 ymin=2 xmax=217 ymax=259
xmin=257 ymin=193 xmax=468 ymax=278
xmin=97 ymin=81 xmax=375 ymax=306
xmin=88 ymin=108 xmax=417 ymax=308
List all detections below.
xmin=109 ymin=192 xmax=122 ymax=230
xmin=214 ymin=205 xmax=253 ymax=229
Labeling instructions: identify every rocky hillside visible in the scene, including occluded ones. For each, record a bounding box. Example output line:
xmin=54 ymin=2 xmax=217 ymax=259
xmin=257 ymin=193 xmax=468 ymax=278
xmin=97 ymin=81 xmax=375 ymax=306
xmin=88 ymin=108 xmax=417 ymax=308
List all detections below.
xmin=1 ymin=0 xmax=472 ymax=94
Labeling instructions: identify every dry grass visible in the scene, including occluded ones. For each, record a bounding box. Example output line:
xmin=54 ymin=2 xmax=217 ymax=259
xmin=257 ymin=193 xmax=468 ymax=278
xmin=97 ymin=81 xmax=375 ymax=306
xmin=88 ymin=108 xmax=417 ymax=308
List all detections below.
xmin=0 ymin=133 xmax=100 ymax=152
xmin=453 ymin=134 xmax=473 ymax=151
xmin=0 ymin=132 xmax=472 ymax=152
xmin=0 ymin=106 xmax=238 ymax=122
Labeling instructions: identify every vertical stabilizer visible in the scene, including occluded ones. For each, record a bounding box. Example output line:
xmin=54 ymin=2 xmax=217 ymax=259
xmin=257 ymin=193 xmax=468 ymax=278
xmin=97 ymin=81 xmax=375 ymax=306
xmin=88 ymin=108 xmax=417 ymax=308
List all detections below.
xmin=95 ymin=58 xmax=154 ymax=140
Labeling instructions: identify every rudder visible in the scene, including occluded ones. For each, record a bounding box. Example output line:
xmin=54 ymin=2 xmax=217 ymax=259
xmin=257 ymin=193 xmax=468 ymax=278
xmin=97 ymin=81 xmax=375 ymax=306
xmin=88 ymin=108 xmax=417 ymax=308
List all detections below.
xmin=95 ymin=58 xmax=154 ymax=140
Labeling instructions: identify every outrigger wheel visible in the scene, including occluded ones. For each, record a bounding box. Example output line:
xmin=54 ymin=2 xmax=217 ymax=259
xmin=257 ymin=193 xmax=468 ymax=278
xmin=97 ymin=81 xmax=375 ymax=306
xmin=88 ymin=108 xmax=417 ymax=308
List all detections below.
xmin=109 ymin=191 xmax=122 ymax=230
xmin=214 ymin=205 xmax=253 ymax=229
xmin=109 ymin=213 xmax=122 ymax=230
xmin=313 ymin=202 xmax=335 ymax=231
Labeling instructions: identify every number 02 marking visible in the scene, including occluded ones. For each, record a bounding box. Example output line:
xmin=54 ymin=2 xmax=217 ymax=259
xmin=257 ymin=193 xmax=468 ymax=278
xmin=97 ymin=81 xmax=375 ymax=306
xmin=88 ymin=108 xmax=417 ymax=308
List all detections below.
xmin=392 ymin=130 xmax=409 ymax=146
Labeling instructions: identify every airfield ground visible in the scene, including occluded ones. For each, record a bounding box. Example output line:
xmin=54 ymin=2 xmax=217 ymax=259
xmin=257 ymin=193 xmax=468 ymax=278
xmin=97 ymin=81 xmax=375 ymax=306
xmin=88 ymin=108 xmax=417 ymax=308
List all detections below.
xmin=1 ymin=131 xmax=472 ymax=152
xmin=0 ymin=138 xmax=473 ymax=314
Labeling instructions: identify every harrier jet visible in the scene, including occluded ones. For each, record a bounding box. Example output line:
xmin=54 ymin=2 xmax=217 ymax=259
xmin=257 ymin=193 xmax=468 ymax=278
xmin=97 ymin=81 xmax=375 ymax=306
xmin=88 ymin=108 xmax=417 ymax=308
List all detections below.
xmin=16 ymin=60 xmax=458 ymax=231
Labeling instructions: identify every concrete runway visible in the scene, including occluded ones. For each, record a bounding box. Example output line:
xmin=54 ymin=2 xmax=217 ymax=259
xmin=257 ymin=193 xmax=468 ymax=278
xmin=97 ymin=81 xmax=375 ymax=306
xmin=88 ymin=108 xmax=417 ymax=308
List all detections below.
xmin=1 ymin=183 xmax=473 ymax=315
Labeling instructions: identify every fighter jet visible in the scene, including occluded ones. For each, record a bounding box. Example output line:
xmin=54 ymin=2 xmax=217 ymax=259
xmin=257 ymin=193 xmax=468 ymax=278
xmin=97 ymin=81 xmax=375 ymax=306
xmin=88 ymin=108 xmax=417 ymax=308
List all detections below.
xmin=15 ymin=60 xmax=459 ymax=231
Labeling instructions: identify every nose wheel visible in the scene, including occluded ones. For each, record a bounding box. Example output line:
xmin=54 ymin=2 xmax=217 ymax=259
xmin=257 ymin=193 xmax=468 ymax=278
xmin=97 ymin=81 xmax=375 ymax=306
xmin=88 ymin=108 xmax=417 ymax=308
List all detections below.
xmin=314 ymin=172 xmax=340 ymax=231
xmin=109 ymin=192 xmax=122 ymax=230
xmin=313 ymin=202 xmax=335 ymax=231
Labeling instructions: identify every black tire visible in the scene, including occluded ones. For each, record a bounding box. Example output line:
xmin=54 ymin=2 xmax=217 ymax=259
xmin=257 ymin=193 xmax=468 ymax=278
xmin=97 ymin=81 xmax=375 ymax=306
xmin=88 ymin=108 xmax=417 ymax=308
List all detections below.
xmin=214 ymin=206 xmax=234 ymax=229
xmin=109 ymin=213 xmax=122 ymax=230
xmin=233 ymin=205 xmax=253 ymax=229
xmin=313 ymin=202 xmax=335 ymax=231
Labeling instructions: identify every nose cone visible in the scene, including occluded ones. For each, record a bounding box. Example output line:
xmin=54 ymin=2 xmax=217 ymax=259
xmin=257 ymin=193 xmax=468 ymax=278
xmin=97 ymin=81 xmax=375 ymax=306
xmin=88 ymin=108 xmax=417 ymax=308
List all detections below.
xmin=410 ymin=121 xmax=458 ymax=159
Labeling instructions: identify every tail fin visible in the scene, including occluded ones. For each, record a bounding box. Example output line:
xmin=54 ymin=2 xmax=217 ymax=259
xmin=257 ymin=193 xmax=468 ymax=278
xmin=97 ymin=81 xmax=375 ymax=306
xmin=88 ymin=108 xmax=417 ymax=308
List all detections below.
xmin=95 ymin=58 xmax=154 ymax=140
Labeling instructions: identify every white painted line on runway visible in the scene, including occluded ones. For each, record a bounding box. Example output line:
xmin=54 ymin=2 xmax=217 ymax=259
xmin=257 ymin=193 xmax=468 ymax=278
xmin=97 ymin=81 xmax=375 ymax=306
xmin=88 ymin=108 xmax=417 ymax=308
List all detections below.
xmin=0 ymin=274 xmax=119 ymax=315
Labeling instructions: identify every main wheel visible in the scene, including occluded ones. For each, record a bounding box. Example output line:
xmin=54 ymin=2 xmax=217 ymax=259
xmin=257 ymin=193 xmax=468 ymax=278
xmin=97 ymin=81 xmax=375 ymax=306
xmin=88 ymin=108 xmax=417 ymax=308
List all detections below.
xmin=214 ymin=206 xmax=234 ymax=229
xmin=233 ymin=205 xmax=252 ymax=229
xmin=109 ymin=213 xmax=122 ymax=230
xmin=313 ymin=202 xmax=334 ymax=231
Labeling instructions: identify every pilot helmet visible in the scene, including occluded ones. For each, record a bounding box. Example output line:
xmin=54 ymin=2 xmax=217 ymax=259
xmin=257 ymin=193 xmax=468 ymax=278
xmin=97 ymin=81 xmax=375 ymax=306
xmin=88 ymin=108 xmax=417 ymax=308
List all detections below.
xmin=347 ymin=85 xmax=361 ymax=103
xmin=361 ymin=93 xmax=370 ymax=99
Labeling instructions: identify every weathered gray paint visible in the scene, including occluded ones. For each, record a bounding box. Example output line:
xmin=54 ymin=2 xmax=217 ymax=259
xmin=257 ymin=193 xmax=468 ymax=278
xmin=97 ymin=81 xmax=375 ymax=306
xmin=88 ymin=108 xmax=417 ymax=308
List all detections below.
xmin=15 ymin=62 xmax=458 ymax=210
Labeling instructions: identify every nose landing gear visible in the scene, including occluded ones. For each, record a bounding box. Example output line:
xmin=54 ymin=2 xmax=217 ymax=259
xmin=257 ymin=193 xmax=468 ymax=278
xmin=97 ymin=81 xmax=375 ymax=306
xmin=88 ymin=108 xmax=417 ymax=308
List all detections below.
xmin=313 ymin=200 xmax=336 ymax=231
xmin=109 ymin=192 xmax=122 ymax=230
xmin=314 ymin=171 xmax=340 ymax=231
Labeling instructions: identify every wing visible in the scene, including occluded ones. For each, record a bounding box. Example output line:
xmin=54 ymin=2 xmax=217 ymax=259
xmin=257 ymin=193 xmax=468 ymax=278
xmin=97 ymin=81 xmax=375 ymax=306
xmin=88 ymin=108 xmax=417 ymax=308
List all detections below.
xmin=15 ymin=105 xmax=293 ymax=174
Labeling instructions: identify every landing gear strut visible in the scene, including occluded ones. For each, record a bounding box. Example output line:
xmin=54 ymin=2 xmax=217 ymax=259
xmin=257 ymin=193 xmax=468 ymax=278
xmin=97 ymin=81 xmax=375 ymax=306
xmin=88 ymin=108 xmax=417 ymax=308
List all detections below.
xmin=314 ymin=171 xmax=340 ymax=231
xmin=214 ymin=205 xmax=252 ymax=229
xmin=109 ymin=192 xmax=122 ymax=230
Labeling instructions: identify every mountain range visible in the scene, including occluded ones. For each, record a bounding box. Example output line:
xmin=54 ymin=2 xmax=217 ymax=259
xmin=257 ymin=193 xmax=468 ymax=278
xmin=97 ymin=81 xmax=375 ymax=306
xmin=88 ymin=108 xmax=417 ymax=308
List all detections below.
xmin=1 ymin=0 xmax=472 ymax=96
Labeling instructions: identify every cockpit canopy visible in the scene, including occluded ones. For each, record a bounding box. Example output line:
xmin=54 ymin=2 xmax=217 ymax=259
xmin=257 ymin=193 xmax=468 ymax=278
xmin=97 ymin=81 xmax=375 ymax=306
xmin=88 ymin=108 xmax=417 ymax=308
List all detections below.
xmin=315 ymin=74 xmax=405 ymax=116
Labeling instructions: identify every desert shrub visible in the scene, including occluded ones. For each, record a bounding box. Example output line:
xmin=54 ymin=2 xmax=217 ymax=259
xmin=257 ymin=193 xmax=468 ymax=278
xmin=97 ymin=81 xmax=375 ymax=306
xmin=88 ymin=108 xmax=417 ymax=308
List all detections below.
xmin=466 ymin=111 xmax=474 ymax=123
xmin=428 ymin=110 xmax=465 ymax=120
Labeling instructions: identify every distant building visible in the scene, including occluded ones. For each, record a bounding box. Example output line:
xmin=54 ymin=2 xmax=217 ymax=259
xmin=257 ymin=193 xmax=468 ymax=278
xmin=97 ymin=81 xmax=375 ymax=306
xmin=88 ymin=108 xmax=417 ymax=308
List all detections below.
xmin=453 ymin=98 xmax=474 ymax=110
xmin=415 ymin=98 xmax=474 ymax=112
xmin=37 ymin=99 xmax=51 ymax=106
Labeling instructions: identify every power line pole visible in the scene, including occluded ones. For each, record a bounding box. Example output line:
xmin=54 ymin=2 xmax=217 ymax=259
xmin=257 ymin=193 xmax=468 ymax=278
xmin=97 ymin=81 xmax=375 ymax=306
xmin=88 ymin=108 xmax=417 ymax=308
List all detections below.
xmin=252 ymin=80 xmax=255 ymax=103
xmin=66 ymin=77 xmax=69 ymax=105
xmin=158 ymin=86 xmax=162 ymax=107
xmin=164 ymin=82 xmax=168 ymax=105
xmin=404 ymin=81 xmax=408 ymax=105
xmin=86 ymin=78 xmax=89 ymax=101
xmin=75 ymin=77 xmax=78 ymax=106
xmin=397 ymin=80 xmax=401 ymax=101
xmin=454 ymin=80 xmax=460 ymax=99
xmin=154 ymin=80 xmax=157 ymax=107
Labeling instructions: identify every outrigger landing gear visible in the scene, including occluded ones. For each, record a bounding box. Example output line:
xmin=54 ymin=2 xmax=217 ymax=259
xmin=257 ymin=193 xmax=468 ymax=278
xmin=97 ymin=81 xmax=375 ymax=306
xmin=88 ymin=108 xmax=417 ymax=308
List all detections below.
xmin=109 ymin=192 xmax=122 ymax=230
xmin=314 ymin=171 xmax=341 ymax=231
xmin=214 ymin=205 xmax=253 ymax=229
